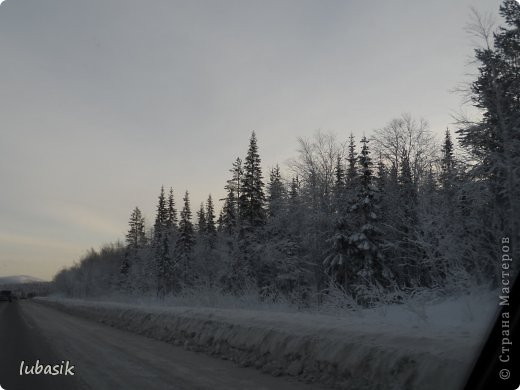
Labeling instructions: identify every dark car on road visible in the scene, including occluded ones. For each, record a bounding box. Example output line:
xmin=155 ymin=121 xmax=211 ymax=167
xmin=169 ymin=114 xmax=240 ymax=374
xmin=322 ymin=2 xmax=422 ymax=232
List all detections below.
xmin=0 ymin=290 xmax=12 ymax=302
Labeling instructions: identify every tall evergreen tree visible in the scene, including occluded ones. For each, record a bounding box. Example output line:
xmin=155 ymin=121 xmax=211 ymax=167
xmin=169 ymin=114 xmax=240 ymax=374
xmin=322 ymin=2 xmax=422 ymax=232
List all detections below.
xmin=267 ymin=165 xmax=285 ymax=219
xmin=205 ymin=194 xmax=217 ymax=236
xmin=351 ymin=137 xmax=387 ymax=291
xmin=289 ymin=176 xmax=300 ymax=203
xmin=376 ymin=153 xmax=387 ymax=192
xmin=225 ymin=157 xmax=243 ymax=226
xmin=324 ymin=137 xmax=387 ymax=303
xmin=197 ymin=203 xmax=207 ymax=233
xmin=220 ymin=189 xmax=237 ymax=234
xmin=287 ymin=176 xmax=302 ymax=229
xmin=153 ymin=186 xmax=171 ymax=294
xmin=440 ymin=129 xmax=457 ymax=197
xmin=167 ymin=187 xmax=178 ymax=230
xmin=333 ymin=155 xmax=346 ymax=213
xmin=457 ymin=0 xmax=520 ymax=265
xmin=121 ymin=207 xmax=147 ymax=275
xmin=346 ymin=133 xmax=357 ymax=184
xmin=153 ymin=186 xmax=168 ymax=244
xmin=177 ymin=191 xmax=195 ymax=286
xmin=240 ymin=131 xmax=266 ymax=228
xmin=125 ymin=207 xmax=147 ymax=251
xmin=334 ymin=155 xmax=345 ymax=189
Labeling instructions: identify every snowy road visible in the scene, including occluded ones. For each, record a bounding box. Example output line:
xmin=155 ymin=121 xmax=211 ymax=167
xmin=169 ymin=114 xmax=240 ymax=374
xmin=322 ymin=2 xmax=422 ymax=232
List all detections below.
xmin=0 ymin=300 xmax=84 ymax=390
xmin=0 ymin=300 xmax=326 ymax=390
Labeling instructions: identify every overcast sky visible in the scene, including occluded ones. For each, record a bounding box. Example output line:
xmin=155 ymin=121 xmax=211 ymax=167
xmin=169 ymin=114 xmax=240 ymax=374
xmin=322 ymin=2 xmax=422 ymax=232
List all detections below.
xmin=0 ymin=0 xmax=501 ymax=280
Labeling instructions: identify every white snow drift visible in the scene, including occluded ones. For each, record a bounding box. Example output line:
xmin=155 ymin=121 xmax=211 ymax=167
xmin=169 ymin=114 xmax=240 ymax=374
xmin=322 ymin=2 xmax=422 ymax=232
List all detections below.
xmin=35 ymin=294 xmax=495 ymax=390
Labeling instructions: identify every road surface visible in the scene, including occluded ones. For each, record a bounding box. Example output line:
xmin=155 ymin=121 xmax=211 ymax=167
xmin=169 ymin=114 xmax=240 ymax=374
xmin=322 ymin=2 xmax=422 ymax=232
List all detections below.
xmin=0 ymin=300 xmax=326 ymax=390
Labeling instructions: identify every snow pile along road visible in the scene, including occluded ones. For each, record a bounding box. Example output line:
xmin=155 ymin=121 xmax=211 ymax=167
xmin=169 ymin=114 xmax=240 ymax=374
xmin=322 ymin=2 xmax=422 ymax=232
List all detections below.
xmin=35 ymin=297 xmax=490 ymax=390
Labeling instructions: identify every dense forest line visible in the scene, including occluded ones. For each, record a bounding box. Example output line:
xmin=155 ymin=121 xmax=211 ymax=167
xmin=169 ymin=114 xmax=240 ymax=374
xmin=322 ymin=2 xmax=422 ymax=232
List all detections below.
xmin=54 ymin=1 xmax=519 ymax=308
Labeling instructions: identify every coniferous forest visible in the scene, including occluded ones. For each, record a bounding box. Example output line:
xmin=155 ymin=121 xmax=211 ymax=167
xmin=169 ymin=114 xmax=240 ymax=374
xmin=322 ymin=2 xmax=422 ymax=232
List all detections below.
xmin=53 ymin=0 xmax=519 ymax=309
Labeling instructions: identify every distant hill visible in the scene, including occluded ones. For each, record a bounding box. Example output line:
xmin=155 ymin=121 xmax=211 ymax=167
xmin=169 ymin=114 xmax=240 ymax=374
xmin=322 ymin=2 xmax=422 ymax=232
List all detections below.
xmin=0 ymin=275 xmax=46 ymax=285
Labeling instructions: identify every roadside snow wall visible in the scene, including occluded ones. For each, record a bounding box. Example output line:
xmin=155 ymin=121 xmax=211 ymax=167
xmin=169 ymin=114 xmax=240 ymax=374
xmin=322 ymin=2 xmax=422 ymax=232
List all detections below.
xmin=36 ymin=298 xmax=482 ymax=390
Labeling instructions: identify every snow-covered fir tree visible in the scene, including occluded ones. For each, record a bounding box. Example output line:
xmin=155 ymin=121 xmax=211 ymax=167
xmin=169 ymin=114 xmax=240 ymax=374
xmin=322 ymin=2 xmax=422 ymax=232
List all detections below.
xmin=176 ymin=191 xmax=195 ymax=287
xmin=205 ymin=194 xmax=216 ymax=237
xmin=267 ymin=165 xmax=285 ymax=219
xmin=153 ymin=186 xmax=172 ymax=294
xmin=239 ymin=131 xmax=266 ymax=229
xmin=325 ymin=137 xmax=388 ymax=304
xmin=196 ymin=203 xmax=207 ymax=234
xmin=225 ymin=157 xmax=243 ymax=227
xmin=333 ymin=155 xmax=347 ymax=213
xmin=457 ymin=0 xmax=520 ymax=280
xmin=346 ymin=133 xmax=357 ymax=184
xmin=121 ymin=206 xmax=147 ymax=275
xmin=219 ymin=188 xmax=237 ymax=234
xmin=440 ymin=129 xmax=457 ymax=198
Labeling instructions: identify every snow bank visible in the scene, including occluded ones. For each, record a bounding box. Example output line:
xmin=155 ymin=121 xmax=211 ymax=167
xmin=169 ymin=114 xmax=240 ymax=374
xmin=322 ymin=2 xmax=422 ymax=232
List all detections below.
xmin=35 ymin=294 xmax=495 ymax=390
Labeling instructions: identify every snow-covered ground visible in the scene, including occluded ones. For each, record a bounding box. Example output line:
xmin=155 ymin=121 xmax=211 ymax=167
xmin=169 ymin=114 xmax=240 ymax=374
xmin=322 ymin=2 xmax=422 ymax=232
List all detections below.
xmin=36 ymin=289 xmax=498 ymax=390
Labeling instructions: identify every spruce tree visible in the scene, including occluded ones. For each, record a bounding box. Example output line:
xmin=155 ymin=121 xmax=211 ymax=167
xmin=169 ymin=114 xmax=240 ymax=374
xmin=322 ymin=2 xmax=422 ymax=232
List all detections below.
xmin=289 ymin=176 xmax=299 ymax=203
xmin=440 ymin=129 xmax=457 ymax=197
xmin=351 ymin=137 xmax=386 ymax=290
xmin=376 ymin=153 xmax=387 ymax=193
xmin=121 ymin=207 xmax=146 ymax=275
xmin=125 ymin=207 xmax=147 ymax=251
xmin=205 ymin=194 xmax=217 ymax=236
xmin=334 ymin=155 xmax=345 ymax=189
xmin=333 ymin=155 xmax=346 ymax=213
xmin=240 ymin=131 xmax=266 ymax=228
xmin=287 ymin=176 xmax=302 ymax=231
xmin=203 ymin=194 xmax=217 ymax=250
xmin=225 ymin=157 xmax=243 ymax=226
xmin=459 ymin=0 xmax=520 ymax=230
xmin=324 ymin=137 xmax=387 ymax=303
xmin=267 ymin=165 xmax=285 ymax=219
xmin=167 ymin=187 xmax=178 ymax=230
xmin=197 ymin=203 xmax=207 ymax=234
xmin=456 ymin=0 xmax=520 ymax=281
xmin=346 ymin=133 xmax=357 ymax=184
xmin=220 ymin=189 xmax=237 ymax=234
xmin=153 ymin=186 xmax=168 ymax=244
xmin=165 ymin=188 xmax=179 ymax=281
xmin=151 ymin=187 xmax=171 ymax=294
xmin=177 ymin=191 xmax=195 ymax=286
